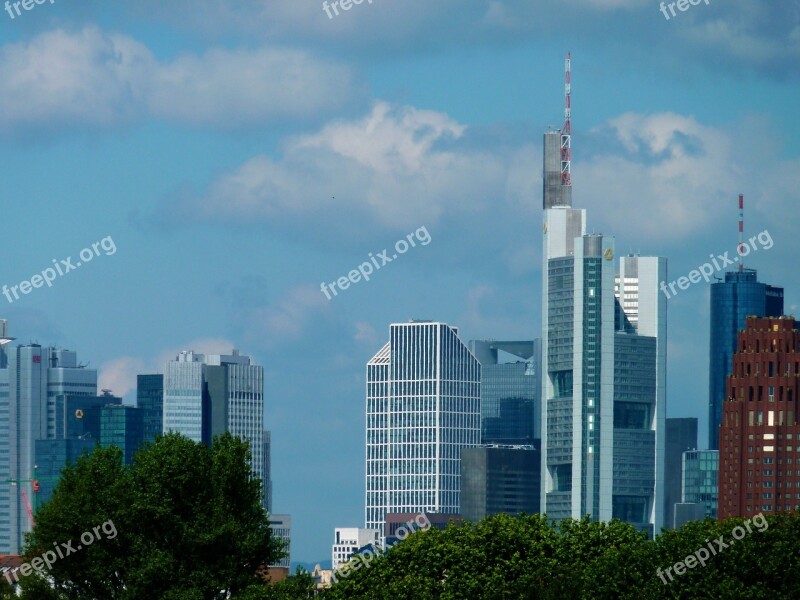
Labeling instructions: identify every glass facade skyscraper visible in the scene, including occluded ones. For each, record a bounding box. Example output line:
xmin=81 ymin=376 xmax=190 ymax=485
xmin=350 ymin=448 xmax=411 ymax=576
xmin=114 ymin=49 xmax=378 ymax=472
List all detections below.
xmin=708 ymin=269 xmax=783 ymax=450
xmin=682 ymin=449 xmax=718 ymax=519
xmin=460 ymin=445 xmax=540 ymax=522
xmin=366 ymin=321 xmax=480 ymax=537
xmin=664 ymin=418 xmax=698 ymax=528
xmin=163 ymin=351 xmax=208 ymax=444
xmin=1 ymin=344 xmax=96 ymax=553
xmin=163 ymin=350 xmax=266 ymax=506
xmin=100 ymin=405 xmax=145 ymax=464
xmin=137 ymin=374 xmax=164 ymax=444
xmin=34 ymin=439 xmax=95 ymax=506
xmin=541 ymin=124 xmax=667 ymax=536
xmin=206 ymin=352 xmax=265 ymax=489
xmin=468 ymin=340 xmax=540 ymax=446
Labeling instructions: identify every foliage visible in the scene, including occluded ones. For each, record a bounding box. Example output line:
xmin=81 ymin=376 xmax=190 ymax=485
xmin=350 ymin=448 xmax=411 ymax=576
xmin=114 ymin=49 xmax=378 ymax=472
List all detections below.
xmin=322 ymin=512 xmax=800 ymax=599
xmin=20 ymin=432 xmax=282 ymax=600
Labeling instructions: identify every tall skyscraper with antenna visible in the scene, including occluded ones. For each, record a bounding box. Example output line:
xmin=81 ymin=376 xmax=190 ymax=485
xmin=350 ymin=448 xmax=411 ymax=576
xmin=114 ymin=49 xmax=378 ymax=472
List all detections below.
xmin=708 ymin=195 xmax=783 ymax=450
xmin=540 ymin=54 xmax=667 ymax=536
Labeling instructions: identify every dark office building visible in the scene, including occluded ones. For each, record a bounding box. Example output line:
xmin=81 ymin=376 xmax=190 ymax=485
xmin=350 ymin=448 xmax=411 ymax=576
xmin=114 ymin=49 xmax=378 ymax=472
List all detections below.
xmin=460 ymin=445 xmax=541 ymax=522
xmin=709 ymin=269 xmax=783 ymax=450
xmin=664 ymin=418 xmax=698 ymax=528
xmin=136 ymin=374 xmax=164 ymax=444
xmin=719 ymin=317 xmax=800 ymax=519
xmin=100 ymin=405 xmax=145 ymax=464
xmin=55 ymin=391 xmax=121 ymax=440
xmin=384 ymin=512 xmax=455 ymax=541
xmin=34 ymin=439 xmax=96 ymax=505
xmin=468 ymin=340 xmax=541 ymax=445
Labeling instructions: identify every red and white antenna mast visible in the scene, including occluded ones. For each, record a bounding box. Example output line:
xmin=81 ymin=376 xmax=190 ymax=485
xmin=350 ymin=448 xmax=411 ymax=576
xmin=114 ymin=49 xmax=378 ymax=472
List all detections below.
xmin=561 ymin=52 xmax=572 ymax=187
xmin=738 ymin=194 xmax=744 ymax=271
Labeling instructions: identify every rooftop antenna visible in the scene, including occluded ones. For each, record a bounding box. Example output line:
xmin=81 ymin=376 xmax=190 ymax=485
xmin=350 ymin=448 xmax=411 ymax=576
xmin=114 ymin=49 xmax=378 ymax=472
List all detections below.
xmin=561 ymin=52 xmax=572 ymax=187
xmin=738 ymin=193 xmax=744 ymax=271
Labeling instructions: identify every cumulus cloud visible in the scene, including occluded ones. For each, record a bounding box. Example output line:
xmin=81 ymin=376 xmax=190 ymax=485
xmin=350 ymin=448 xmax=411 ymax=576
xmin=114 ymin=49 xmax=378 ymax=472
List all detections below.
xmin=157 ymin=101 xmax=508 ymax=233
xmin=578 ymin=112 xmax=799 ymax=247
xmin=0 ymin=27 xmax=359 ymax=132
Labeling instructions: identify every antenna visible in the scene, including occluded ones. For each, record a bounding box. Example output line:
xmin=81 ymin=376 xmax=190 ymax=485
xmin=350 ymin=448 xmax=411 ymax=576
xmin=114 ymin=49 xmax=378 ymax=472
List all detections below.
xmin=738 ymin=194 xmax=744 ymax=271
xmin=561 ymin=52 xmax=571 ymax=187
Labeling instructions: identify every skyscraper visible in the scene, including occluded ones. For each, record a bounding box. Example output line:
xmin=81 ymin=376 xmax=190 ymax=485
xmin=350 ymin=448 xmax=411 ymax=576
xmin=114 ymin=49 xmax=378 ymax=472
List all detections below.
xmin=100 ymin=404 xmax=146 ymax=465
xmin=163 ymin=351 xmax=208 ymax=444
xmin=719 ymin=317 xmax=800 ymax=519
xmin=263 ymin=430 xmax=272 ymax=513
xmin=460 ymin=445 xmax=540 ymax=522
xmin=0 ymin=321 xmax=13 ymax=553
xmin=206 ymin=351 xmax=265 ymax=488
xmin=1 ymin=345 xmax=96 ymax=553
xmin=137 ymin=374 xmax=164 ymax=444
xmin=163 ymin=350 xmax=266 ymax=506
xmin=540 ymin=56 xmax=666 ymax=536
xmin=664 ymin=418 xmax=698 ymax=528
xmin=468 ymin=340 xmax=541 ymax=445
xmin=709 ymin=269 xmax=783 ymax=450
xmin=366 ymin=321 xmax=480 ymax=537
xmin=682 ymin=449 xmax=718 ymax=520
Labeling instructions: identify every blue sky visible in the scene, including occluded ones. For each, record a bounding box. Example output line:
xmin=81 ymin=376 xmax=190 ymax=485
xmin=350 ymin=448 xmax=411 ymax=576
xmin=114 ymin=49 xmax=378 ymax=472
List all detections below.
xmin=1 ymin=0 xmax=799 ymax=562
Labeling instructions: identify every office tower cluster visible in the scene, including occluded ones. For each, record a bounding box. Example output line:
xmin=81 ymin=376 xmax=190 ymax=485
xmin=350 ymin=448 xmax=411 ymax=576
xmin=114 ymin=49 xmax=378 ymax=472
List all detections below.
xmin=0 ymin=318 xmax=276 ymax=555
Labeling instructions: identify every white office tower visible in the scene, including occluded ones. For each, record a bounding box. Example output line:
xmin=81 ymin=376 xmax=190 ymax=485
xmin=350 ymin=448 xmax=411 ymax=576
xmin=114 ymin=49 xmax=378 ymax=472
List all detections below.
xmin=332 ymin=527 xmax=380 ymax=569
xmin=365 ymin=321 xmax=480 ymax=537
xmin=540 ymin=126 xmax=666 ymax=536
xmin=163 ymin=351 xmax=206 ymax=443
xmin=1 ymin=344 xmax=97 ymax=553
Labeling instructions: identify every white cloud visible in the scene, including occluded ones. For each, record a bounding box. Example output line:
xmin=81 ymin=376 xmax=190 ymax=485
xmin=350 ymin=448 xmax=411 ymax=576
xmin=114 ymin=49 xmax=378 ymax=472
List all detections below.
xmin=170 ymin=101 xmax=505 ymax=231
xmin=0 ymin=27 xmax=358 ymax=132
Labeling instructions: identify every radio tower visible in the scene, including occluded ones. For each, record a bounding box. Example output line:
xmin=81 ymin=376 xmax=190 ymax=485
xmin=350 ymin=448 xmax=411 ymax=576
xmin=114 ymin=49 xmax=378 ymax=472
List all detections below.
xmin=738 ymin=194 xmax=744 ymax=271
xmin=560 ymin=52 xmax=572 ymax=187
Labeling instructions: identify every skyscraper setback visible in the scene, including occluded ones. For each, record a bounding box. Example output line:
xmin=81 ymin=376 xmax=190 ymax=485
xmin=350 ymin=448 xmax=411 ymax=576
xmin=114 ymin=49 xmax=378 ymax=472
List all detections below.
xmin=365 ymin=321 xmax=480 ymax=537
xmin=540 ymin=54 xmax=666 ymax=536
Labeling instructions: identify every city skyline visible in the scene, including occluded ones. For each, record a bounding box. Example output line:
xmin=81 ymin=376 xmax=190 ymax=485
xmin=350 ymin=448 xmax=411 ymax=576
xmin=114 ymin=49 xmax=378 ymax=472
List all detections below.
xmin=1 ymin=0 xmax=798 ymax=563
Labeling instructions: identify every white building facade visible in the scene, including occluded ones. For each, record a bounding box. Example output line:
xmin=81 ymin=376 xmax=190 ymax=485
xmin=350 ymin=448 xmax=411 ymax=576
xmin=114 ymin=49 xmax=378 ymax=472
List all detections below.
xmin=366 ymin=321 xmax=480 ymax=537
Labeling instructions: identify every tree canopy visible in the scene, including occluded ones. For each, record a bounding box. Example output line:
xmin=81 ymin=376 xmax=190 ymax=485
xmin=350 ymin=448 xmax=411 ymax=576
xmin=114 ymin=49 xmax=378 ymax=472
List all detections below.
xmin=322 ymin=512 xmax=800 ymax=599
xmin=17 ymin=432 xmax=283 ymax=600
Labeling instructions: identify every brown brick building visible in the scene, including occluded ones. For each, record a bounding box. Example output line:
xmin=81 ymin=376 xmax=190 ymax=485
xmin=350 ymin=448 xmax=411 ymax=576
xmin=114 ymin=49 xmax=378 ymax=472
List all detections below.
xmin=719 ymin=317 xmax=800 ymax=520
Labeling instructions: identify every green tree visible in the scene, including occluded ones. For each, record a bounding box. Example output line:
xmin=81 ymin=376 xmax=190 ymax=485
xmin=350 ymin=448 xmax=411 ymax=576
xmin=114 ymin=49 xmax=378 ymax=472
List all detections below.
xmin=21 ymin=432 xmax=282 ymax=600
xmin=322 ymin=512 xmax=800 ymax=599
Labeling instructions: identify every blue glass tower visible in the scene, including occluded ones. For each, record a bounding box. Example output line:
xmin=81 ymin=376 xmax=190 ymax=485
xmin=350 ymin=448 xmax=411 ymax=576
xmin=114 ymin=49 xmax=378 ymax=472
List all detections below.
xmin=708 ymin=269 xmax=783 ymax=449
xmin=468 ymin=340 xmax=540 ymax=446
